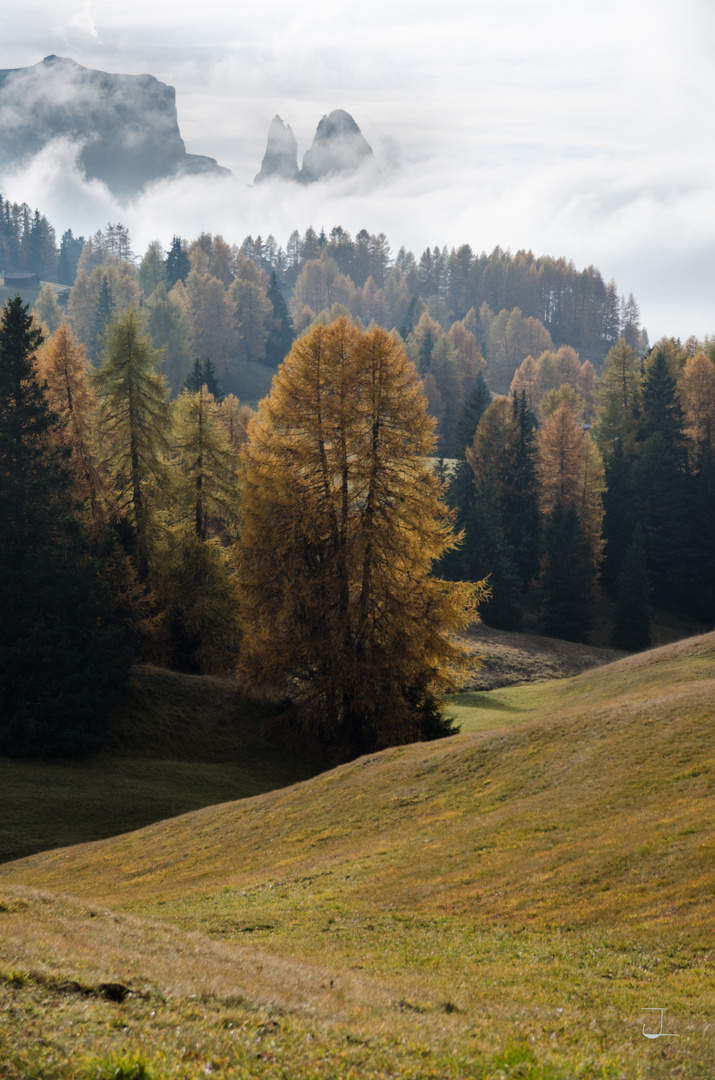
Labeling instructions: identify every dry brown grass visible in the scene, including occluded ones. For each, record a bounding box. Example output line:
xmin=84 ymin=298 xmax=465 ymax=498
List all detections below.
xmin=1 ymin=632 xmax=714 ymax=1077
xmin=457 ymin=622 xmax=623 ymax=689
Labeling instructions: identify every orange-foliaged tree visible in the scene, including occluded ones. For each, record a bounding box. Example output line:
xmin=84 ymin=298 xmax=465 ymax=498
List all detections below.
xmin=237 ymin=317 xmax=484 ymax=755
xmin=36 ymin=324 xmax=112 ymax=536
xmin=537 ymin=401 xmax=605 ymax=566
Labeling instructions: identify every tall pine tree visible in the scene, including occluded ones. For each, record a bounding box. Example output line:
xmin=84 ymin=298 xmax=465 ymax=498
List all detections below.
xmin=94 ymin=310 xmax=172 ymax=577
xmin=0 ymin=298 xmax=131 ymax=756
xmin=611 ymin=524 xmax=652 ymax=651
xmin=539 ymin=500 xmax=594 ymax=643
xmin=634 ymin=347 xmax=691 ymax=608
xmin=264 ymin=270 xmax=295 ymax=367
xmin=165 ymin=236 xmax=191 ymax=288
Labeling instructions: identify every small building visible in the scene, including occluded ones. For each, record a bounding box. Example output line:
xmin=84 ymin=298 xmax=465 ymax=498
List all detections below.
xmin=3 ymin=272 xmax=41 ymax=289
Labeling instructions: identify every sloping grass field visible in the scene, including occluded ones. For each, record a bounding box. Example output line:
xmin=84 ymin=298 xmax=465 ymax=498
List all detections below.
xmin=0 ymin=666 xmax=325 ymax=864
xmin=0 ymin=633 xmax=713 ymax=1078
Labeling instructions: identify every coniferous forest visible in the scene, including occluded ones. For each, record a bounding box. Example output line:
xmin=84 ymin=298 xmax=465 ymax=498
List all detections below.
xmin=1 ymin=198 xmax=714 ymax=759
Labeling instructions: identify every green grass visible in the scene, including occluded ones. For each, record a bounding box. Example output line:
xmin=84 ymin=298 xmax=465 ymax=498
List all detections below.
xmin=0 ymin=279 xmax=68 ymax=311
xmin=446 ymin=684 xmax=552 ymax=731
xmin=0 ymin=665 xmax=325 ymax=864
xmin=0 ymin=756 xmax=316 ymax=865
xmin=1 ymin=632 xmax=713 ymax=1077
xmin=1 ymin=283 xmax=41 ymax=309
xmin=223 ymin=359 xmax=276 ymax=407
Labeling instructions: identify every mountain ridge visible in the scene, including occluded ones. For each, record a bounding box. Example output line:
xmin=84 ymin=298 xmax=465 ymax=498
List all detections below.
xmin=0 ymin=55 xmax=231 ymax=197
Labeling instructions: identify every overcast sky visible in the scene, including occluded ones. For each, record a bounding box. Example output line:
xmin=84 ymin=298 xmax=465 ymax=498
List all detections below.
xmin=2 ymin=0 xmax=715 ymax=341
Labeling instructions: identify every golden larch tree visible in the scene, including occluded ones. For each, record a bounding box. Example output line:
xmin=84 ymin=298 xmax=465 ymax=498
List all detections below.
xmin=679 ymin=352 xmax=715 ymax=457
xmin=237 ymin=317 xmax=484 ymax=755
xmin=538 ymin=401 xmax=605 ymax=565
xmin=36 ymin=324 xmax=113 ymax=535
xmin=171 ymin=385 xmax=239 ymax=539
xmin=217 ymin=393 xmax=254 ymax=453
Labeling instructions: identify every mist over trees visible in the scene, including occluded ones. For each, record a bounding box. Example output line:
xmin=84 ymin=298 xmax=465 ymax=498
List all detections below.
xmin=0 ymin=196 xmax=63 ymax=281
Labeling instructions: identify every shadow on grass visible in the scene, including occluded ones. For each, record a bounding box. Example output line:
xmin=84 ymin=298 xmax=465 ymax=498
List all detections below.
xmin=449 ymin=690 xmax=529 ymax=714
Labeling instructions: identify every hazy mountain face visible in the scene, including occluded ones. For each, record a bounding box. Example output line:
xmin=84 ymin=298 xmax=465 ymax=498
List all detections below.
xmin=0 ymin=55 xmax=230 ymax=197
xmin=299 ymin=111 xmax=373 ymax=183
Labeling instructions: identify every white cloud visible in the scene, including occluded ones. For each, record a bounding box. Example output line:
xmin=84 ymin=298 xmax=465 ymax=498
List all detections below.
xmin=0 ymin=0 xmax=714 ymax=340
xmin=68 ymin=1 xmax=101 ymax=43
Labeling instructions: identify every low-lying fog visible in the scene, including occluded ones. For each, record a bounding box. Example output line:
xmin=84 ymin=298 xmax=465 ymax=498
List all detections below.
xmin=2 ymin=0 xmax=714 ymax=341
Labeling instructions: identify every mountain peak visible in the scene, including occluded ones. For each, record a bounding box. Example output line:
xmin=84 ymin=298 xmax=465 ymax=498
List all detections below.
xmin=0 ymin=57 xmax=231 ymax=197
xmin=254 ymin=115 xmax=299 ymax=183
xmin=300 ymin=110 xmax=373 ymax=183
xmin=254 ymin=108 xmax=373 ymax=186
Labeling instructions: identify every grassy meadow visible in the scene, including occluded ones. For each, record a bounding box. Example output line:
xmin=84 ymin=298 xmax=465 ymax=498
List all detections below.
xmin=0 ymin=665 xmax=325 ymax=864
xmin=223 ymin=358 xmax=275 ymax=408
xmin=0 ymin=633 xmax=713 ymax=1078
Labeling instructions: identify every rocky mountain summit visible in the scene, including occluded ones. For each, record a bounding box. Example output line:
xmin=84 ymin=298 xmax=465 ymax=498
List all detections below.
xmin=0 ymin=55 xmax=230 ymax=197
xmin=254 ymin=116 xmax=300 ymax=183
xmin=254 ymin=109 xmax=373 ymax=184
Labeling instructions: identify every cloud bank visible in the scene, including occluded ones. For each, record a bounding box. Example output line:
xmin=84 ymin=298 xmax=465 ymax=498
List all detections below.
xmin=0 ymin=0 xmax=714 ymax=340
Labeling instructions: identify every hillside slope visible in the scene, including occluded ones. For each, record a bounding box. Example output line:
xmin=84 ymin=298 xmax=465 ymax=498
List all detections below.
xmin=1 ymin=632 xmax=713 ymax=1078
xmin=0 ymin=665 xmax=324 ymax=863
xmin=5 ymin=632 xmax=713 ymax=928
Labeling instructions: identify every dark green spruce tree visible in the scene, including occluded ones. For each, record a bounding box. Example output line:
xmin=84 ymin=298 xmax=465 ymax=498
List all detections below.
xmin=687 ymin=447 xmax=715 ymax=623
xmin=438 ymin=372 xmax=491 ymax=581
xmin=165 ymin=236 xmax=191 ymax=288
xmin=439 ymin=380 xmax=522 ymax=628
xmin=634 ymin=347 xmax=691 ymax=609
xmin=0 ymin=298 xmax=132 ymax=756
xmin=461 ymin=470 xmax=523 ymax=630
xmin=184 ymin=358 xmax=224 ymax=401
xmin=454 ymin=372 xmax=491 ymax=458
xmin=56 ymin=229 xmax=85 ymax=286
xmin=600 ymin=438 xmax=637 ymax=594
xmin=264 ymin=271 xmax=295 ymax=367
xmin=501 ymin=390 xmax=541 ymax=589
xmin=539 ymin=499 xmax=594 ymax=643
xmin=90 ymin=274 xmax=115 ymax=362
xmin=611 ymin=524 xmax=652 ymax=651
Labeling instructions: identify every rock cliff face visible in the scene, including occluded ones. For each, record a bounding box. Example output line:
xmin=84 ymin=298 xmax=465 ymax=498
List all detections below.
xmin=300 ymin=110 xmax=373 ymax=183
xmin=254 ymin=116 xmax=299 ymax=183
xmin=254 ymin=108 xmax=373 ymax=185
xmin=0 ymin=55 xmax=231 ymax=197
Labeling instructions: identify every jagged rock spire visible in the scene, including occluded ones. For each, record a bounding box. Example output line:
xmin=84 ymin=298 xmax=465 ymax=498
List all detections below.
xmin=254 ymin=115 xmax=299 ymax=183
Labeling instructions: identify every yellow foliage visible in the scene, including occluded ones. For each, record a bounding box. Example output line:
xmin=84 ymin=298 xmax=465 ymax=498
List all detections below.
xmin=679 ymin=351 xmax=715 ymax=455
xmin=538 ymin=402 xmax=605 ymax=564
xmin=36 ymin=324 xmax=113 ymax=535
xmin=237 ymin=317 xmax=486 ymax=752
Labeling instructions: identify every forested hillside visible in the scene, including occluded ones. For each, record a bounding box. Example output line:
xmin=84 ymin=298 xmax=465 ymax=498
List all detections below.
xmin=1 ymin=197 xmax=713 ymax=762
xmin=3 ymin=198 xmax=643 ymax=400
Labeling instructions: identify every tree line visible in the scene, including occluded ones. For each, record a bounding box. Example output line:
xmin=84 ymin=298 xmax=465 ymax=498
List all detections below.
xmin=3 ymin=208 xmax=712 ymax=757
xmin=18 ymin=214 xmax=648 ymax=462
xmin=441 ymin=336 xmax=715 ymax=646
xmin=0 ymin=194 xmax=84 ymax=285
xmin=2 ymin=273 xmax=713 ymax=761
